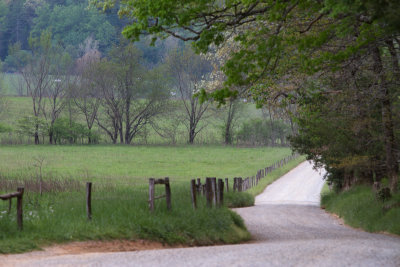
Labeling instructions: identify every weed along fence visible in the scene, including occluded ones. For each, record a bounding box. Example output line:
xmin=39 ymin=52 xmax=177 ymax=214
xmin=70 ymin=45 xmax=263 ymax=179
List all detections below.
xmin=0 ymin=187 xmax=24 ymax=230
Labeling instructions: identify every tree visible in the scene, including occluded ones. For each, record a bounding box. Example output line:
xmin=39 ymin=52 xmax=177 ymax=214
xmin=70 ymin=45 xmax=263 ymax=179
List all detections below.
xmin=72 ymin=37 xmax=102 ymax=144
xmin=165 ymin=46 xmax=212 ymax=144
xmin=0 ymin=0 xmax=9 ymax=60
xmin=91 ymin=43 xmax=168 ymax=144
xmin=17 ymin=31 xmax=54 ymax=144
xmin=93 ymin=0 xmax=400 ymax=192
xmin=42 ymin=47 xmax=74 ymax=144
xmin=91 ymin=59 xmax=122 ymax=144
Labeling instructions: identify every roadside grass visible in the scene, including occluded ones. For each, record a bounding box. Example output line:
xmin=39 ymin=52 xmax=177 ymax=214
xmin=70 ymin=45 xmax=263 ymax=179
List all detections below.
xmin=320 ymin=181 xmax=330 ymax=196
xmin=321 ymin=185 xmax=400 ymax=235
xmin=0 ymin=185 xmax=250 ymax=254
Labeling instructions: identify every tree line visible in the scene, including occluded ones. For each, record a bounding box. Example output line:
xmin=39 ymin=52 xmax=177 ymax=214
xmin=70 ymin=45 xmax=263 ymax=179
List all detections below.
xmin=0 ymin=31 xmax=293 ymax=146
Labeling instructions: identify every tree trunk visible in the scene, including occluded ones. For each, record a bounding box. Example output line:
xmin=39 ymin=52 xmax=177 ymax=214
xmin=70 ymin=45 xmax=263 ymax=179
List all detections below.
xmin=224 ymin=100 xmax=234 ymax=145
xmin=49 ymin=131 xmax=53 ymax=145
xmin=34 ymin=123 xmax=39 ymax=145
xmin=373 ymin=46 xmax=399 ymax=193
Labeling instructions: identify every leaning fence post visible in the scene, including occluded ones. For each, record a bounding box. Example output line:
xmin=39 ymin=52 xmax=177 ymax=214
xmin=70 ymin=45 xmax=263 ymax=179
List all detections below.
xmin=86 ymin=182 xmax=92 ymax=220
xmin=165 ymin=177 xmax=172 ymax=211
xmin=17 ymin=187 xmax=24 ymax=230
xmin=190 ymin=179 xmax=197 ymax=209
xmin=149 ymin=178 xmax=155 ymax=212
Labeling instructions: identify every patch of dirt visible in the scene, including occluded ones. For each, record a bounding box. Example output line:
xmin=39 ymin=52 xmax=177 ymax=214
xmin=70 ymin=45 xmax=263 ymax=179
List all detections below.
xmin=0 ymin=240 xmax=186 ymax=266
xmin=44 ymin=240 xmax=184 ymax=255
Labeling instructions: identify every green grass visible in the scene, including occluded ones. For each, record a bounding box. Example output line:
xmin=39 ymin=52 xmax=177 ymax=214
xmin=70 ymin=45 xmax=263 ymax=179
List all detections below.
xmin=0 ymin=145 xmax=291 ymax=183
xmin=320 ymin=181 xmax=330 ymax=195
xmin=0 ymin=186 xmax=250 ymax=254
xmin=321 ymin=185 xmax=400 ymax=235
xmin=0 ymin=145 xmax=295 ymax=254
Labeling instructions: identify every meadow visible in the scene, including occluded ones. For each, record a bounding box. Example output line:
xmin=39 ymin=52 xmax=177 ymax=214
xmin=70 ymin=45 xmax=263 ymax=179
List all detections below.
xmin=0 ymin=145 xmax=291 ymax=183
xmin=0 ymin=145 xmax=302 ymax=253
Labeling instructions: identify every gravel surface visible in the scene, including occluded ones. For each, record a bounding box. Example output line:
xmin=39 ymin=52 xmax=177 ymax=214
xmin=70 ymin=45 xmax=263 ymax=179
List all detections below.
xmin=1 ymin=161 xmax=399 ymax=266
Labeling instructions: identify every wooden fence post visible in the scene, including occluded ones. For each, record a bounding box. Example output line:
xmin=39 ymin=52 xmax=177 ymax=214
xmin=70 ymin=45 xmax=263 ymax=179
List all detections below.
xmin=86 ymin=182 xmax=92 ymax=220
xmin=190 ymin=179 xmax=197 ymax=210
xmin=225 ymin=178 xmax=229 ymax=192
xmin=149 ymin=178 xmax=155 ymax=212
xmin=17 ymin=187 xmax=24 ymax=230
xmin=165 ymin=177 xmax=171 ymax=211
xmin=197 ymin=178 xmax=201 ymax=193
xmin=238 ymin=178 xmax=243 ymax=192
xmin=211 ymin=178 xmax=217 ymax=206
xmin=217 ymin=179 xmax=224 ymax=207
xmin=205 ymin=178 xmax=213 ymax=208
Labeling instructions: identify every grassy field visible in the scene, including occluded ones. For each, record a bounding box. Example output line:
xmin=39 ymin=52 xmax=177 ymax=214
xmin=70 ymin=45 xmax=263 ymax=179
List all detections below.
xmin=0 ymin=145 xmax=297 ymax=253
xmin=0 ymin=145 xmax=291 ymax=183
xmin=321 ymin=185 xmax=400 ymax=235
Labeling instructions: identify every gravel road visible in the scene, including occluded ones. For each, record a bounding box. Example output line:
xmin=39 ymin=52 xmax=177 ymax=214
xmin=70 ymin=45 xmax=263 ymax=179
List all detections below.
xmin=2 ymin=161 xmax=399 ymax=266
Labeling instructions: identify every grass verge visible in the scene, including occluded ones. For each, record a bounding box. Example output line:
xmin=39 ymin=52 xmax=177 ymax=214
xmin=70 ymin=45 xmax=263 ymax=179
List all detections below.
xmin=0 ymin=185 xmax=250 ymax=254
xmin=321 ymin=185 xmax=400 ymax=235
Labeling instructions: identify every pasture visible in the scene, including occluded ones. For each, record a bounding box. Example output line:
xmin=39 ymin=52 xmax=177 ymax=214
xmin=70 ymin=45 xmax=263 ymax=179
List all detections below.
xmin=0 ymin=145 xmax=291 ymax=182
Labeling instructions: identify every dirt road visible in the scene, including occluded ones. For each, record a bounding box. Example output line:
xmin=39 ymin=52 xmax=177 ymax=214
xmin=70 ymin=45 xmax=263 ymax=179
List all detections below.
xmin=1 ymin=161 xmax=399 ymax=266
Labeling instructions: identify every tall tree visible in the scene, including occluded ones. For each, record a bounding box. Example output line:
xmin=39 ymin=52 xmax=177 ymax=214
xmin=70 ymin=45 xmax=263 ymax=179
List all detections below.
xmin=73 ymin=37 xmax=102 ymax=144
xmin=17 ymin=31 xmax=54 ymax=144
xmin=165 ymin=46 xmax=212 ymax=144
xmin=42 ymin=47 xmax=73 ymax=144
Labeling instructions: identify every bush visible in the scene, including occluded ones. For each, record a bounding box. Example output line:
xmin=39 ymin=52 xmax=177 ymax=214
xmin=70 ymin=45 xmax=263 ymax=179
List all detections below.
xmin=0 ymin=122 xmax=12 ymax=133
xmin=52 ymin=118 xmax=95 ymax=144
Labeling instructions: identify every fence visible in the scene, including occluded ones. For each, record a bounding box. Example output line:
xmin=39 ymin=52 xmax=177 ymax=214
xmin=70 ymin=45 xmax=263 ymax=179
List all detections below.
xmin=188 ymin=153 xmax=299 ymax=209
xmin=0 ymin=153 xmax=299 ymax=228
xmin=0 ymin=187 xmax=24 ymax=230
